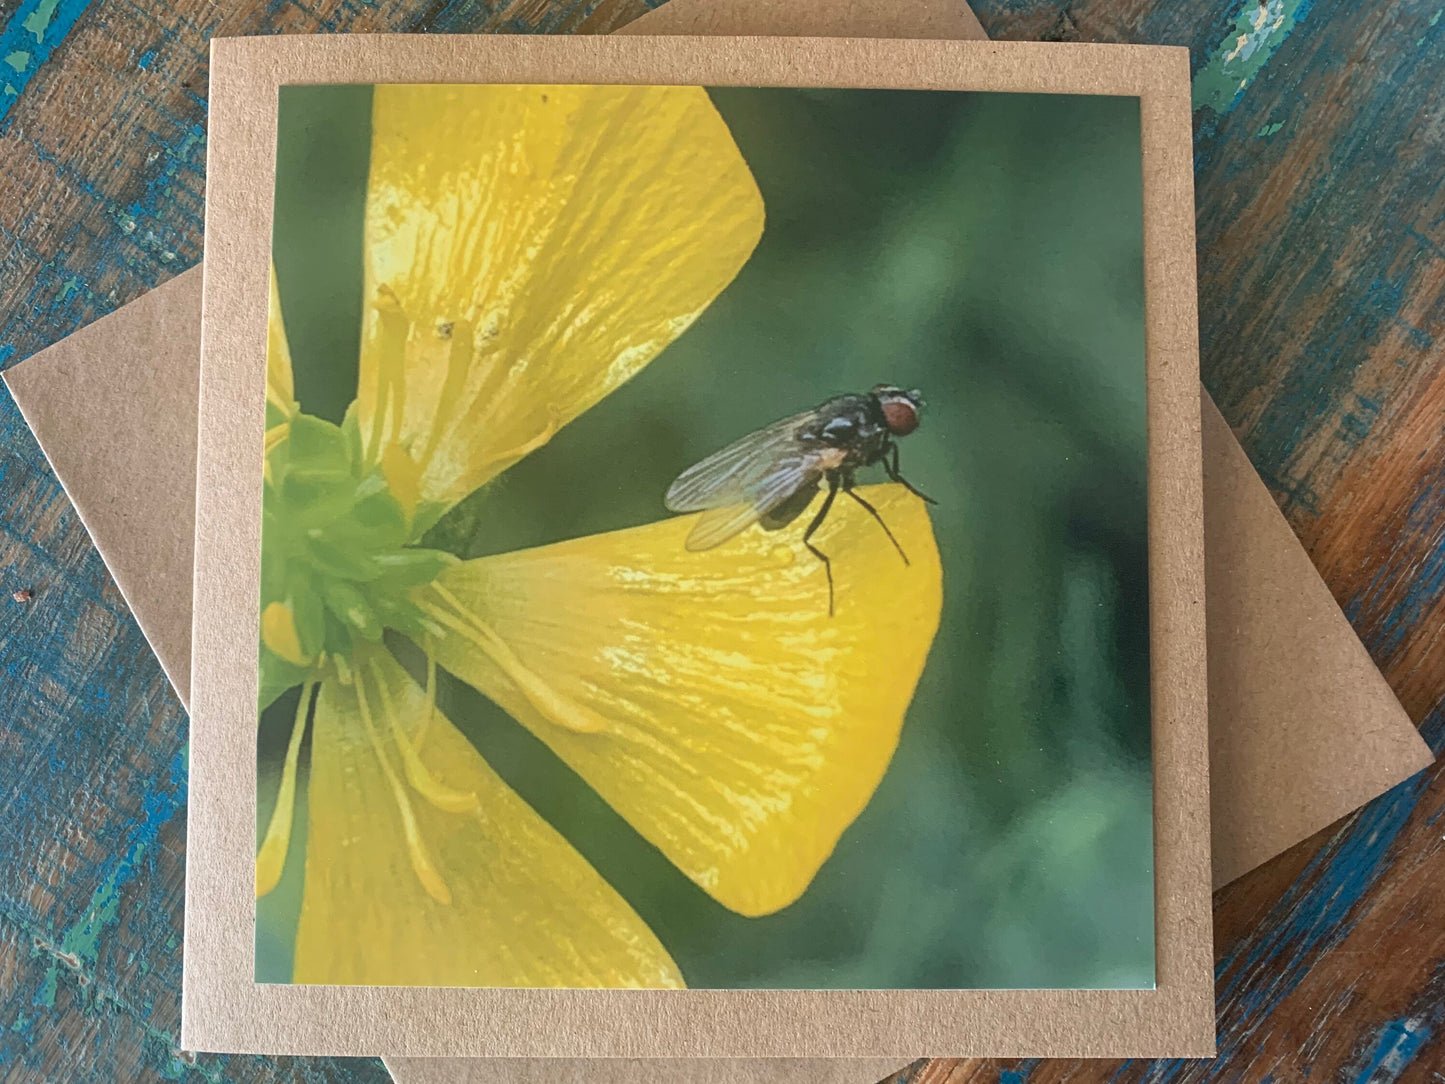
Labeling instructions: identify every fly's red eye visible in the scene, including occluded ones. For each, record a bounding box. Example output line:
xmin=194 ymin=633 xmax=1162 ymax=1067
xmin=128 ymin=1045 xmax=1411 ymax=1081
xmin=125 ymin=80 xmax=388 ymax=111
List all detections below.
xmin=882 ymin=399 xmax=919 ymax=436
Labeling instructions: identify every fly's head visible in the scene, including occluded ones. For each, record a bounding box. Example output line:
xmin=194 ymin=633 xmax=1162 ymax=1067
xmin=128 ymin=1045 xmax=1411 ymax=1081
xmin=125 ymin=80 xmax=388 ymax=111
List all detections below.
xmin=871 ymin=384 xmax=925 ymax=437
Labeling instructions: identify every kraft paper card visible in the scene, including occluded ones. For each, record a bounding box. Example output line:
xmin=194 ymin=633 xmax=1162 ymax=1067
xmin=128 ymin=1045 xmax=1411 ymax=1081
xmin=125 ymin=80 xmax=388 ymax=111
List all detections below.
xmin=0 ymin=3 xmax=1428 ymax=1074
xmin=189 ymin=31 xmax=1215 ymax=1057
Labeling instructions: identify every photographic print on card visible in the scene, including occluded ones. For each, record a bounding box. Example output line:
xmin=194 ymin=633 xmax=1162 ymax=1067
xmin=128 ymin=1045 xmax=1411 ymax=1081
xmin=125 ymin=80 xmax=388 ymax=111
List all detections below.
xmin=255 ymin=82 xmax=1150 ymax=991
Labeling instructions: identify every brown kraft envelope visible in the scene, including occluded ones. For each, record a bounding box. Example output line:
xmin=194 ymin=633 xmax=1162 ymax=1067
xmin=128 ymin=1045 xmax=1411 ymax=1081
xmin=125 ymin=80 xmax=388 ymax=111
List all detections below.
xmin=0 ymin=0 xmax=1428 ymax=1073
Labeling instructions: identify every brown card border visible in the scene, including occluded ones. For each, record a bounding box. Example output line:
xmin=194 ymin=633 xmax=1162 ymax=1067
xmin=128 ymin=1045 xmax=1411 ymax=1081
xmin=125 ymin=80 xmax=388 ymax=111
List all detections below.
xmin=186 ymin=34 xmax=1212 ymax=1058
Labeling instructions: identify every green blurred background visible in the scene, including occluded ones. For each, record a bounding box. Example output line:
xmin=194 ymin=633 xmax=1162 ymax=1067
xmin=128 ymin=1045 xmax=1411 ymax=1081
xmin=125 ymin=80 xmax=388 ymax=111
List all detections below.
xmin=259 ymin=85 xmax=1152 ymax=990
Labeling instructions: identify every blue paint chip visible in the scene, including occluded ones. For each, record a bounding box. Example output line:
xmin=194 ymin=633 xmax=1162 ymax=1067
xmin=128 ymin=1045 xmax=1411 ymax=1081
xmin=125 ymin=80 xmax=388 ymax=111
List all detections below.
xmin=136 ymin=46 xmax=156 ymax=70
xmin=24 ymin=723 xmax=189 ymax=1008
xmin=0 ymin=0 xmax=96 ymax=124
xmin=1193 ymin=0 xmax=1316 ymax=117
xmin=1351 ymin=1015 xmax=1431 ymax=1081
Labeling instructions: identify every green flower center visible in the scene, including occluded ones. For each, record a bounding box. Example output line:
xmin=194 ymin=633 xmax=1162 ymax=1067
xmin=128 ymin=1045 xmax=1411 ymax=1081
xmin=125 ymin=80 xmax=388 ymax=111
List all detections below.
xmin=261 ymin=407 xmax=455 ymax=692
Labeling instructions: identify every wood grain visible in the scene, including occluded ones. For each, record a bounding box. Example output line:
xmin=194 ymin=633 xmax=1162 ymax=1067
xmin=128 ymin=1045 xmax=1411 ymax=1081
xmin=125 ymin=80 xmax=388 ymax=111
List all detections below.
xmin=1 ymin=0 xmax=1442 ymax=1080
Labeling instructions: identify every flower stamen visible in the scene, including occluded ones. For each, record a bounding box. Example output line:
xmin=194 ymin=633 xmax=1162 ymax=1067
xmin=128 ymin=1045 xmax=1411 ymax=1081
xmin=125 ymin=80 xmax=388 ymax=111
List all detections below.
xmin=365 ymin=286 xmax=411 ymax=469
xmin=256 ymin=681 xmax=314 ymax=897
xmin=354 ymin=667 xmax=453 ymax=905
xmin=332 ymin=653 xmax=354 ymax=686
xmin=417 ymin=583 xmax=610 ymax=735
xmin=415 ymin=656 xmax=438 ymax=751
xmin=418 ymin=319 xmax=475 ymax=477
xmin=371 ymin=668 xmax=480 ymax=814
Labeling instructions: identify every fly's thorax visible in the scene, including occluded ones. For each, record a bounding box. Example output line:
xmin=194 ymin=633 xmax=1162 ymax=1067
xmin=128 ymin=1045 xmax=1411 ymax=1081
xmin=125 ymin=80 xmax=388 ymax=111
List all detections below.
xmin=799 ymin=397 xmax=890 ymax=470
xmin=806 ymin=396 xmax=874 ymax=443
xmin=260 ymin=408 xmax=457 ymax=697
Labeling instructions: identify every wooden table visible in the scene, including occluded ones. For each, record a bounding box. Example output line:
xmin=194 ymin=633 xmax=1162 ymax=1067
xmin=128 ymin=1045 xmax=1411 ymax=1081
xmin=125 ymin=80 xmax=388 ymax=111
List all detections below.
xmin=1 ymin=0 xmax=1442 ymax=1080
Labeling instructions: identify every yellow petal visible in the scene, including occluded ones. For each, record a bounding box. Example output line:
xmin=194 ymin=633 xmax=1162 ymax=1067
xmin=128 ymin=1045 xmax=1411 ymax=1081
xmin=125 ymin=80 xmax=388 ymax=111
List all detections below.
xmin=292 ymin=650 xmax=684 ymax=987
xmin=267 ymin=265 xmax=296 ymax=417
xmin=422 ymin=485 xmax=942 ymax=917
xmin=260 ymin=601 xmax=311 ymax=667
xmin=356 ymin=84 xmax=764 ymax=515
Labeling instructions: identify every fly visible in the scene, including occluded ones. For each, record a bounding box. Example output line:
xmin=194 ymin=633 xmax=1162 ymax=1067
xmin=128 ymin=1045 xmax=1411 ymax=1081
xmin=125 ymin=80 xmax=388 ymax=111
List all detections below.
xmin=664 ymin=384 xmax=935 ymax=615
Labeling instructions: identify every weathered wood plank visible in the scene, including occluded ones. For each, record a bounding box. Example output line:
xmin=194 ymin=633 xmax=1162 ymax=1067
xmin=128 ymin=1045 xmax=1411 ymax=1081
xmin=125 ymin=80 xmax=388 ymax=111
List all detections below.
xmin=1 ymin=0 xmax=1442 ymax=1081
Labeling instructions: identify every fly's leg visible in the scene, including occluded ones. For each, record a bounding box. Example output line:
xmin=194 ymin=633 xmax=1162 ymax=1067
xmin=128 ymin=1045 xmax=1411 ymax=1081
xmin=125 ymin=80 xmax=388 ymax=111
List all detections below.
xmin=886 ymin=443 xmax=937 ymax=505
xmin=803 ymin=475 xmax=840 ymax=616
xmin=844 ymin=482 xmax=910 ymax=566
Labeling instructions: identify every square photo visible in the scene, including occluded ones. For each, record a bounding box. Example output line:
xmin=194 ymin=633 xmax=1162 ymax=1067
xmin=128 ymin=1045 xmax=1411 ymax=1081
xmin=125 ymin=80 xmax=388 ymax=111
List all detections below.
xmin=254 ymin=81 xmax=1150 ymax=991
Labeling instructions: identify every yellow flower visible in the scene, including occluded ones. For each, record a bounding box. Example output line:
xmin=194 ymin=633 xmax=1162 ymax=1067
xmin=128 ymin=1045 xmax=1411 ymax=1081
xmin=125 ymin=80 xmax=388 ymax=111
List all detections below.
xmin=257 ymin=83 xmax=943 ymax=987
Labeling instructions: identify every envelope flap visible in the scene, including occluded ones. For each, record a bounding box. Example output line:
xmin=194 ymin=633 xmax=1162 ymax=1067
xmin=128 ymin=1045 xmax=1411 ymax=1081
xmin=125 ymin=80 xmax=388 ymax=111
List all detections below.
xmin=4 ymin=269 xmax=202 ymax=702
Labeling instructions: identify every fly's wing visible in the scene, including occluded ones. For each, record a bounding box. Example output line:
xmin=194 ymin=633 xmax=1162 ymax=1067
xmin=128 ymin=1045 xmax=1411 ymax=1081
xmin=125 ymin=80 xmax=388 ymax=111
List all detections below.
xmin=664 ymin=411 xmax=823 ymax=551
xmin=664 ymin=411 xmax=812 ymax=512
xmin=683 ymin=461 xmax=822 ymax=550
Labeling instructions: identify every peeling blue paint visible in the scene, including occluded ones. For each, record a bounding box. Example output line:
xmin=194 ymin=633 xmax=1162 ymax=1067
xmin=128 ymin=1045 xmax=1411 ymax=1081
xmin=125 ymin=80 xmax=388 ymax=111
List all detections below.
xmin=113 ymin=121 xmax=206 ymax=263
xmin=1338 ymin=393 xmax=1381 ymax=448
xmin=0 ymin=0 xmax=95 ymax=124
xmin=22 ymin=0 xmax=66 ymax=40
xmin=29 ymin=748 xmax=187 ymax=1011
xmin=1210 ymin=732 xmax=1436 ymax=1068
xmin=1351 ymin=1015 xmax=1432 ymax=1081
xmin=1193 ymin=0 xmax=1316 ymax=116
xmin=1421 ymin=8 xmax=1444 ymax=45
